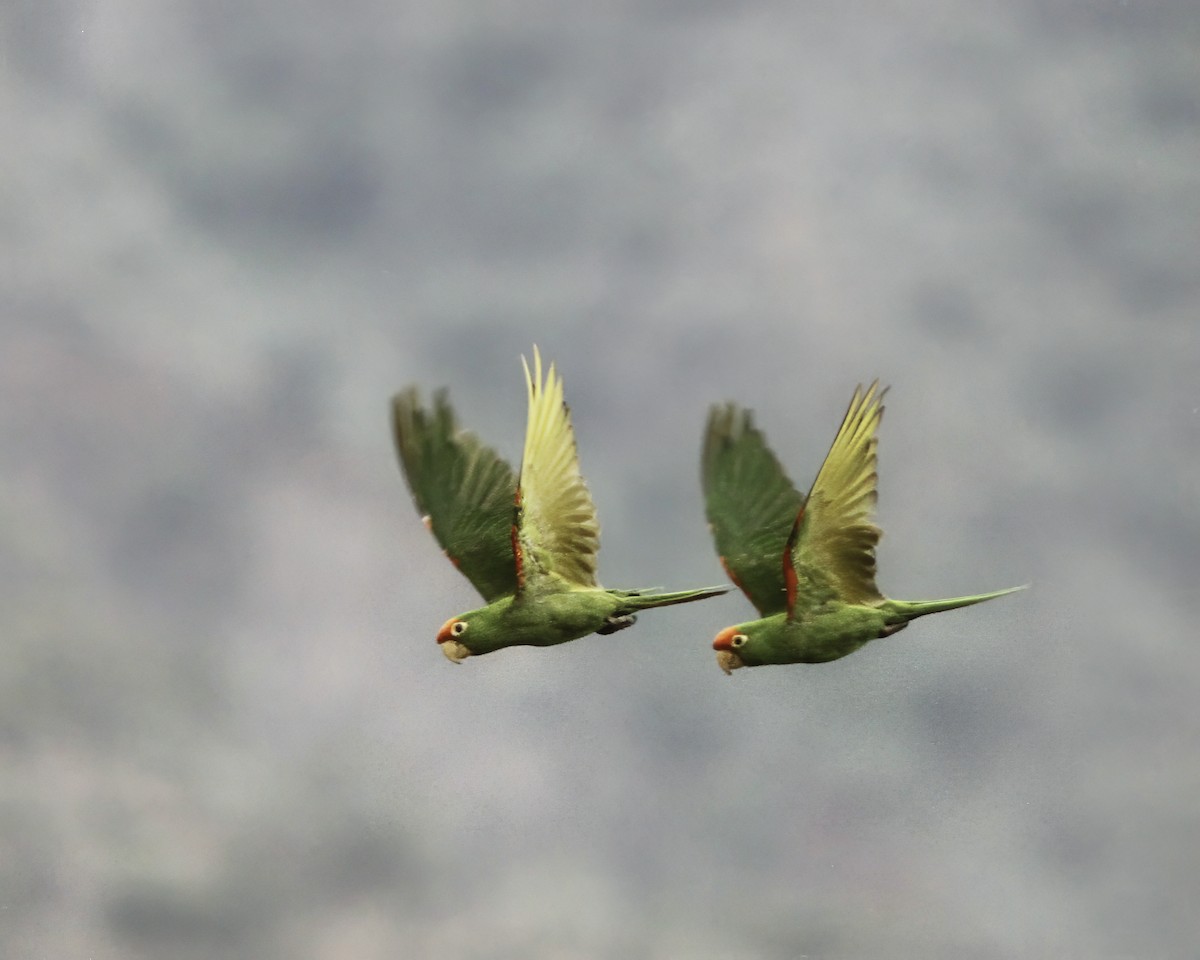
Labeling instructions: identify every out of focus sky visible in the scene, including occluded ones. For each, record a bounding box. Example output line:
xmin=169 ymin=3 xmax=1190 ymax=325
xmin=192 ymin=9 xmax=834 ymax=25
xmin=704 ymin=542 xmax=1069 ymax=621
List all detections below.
xmin=4 ymin=1 xmax=1199 ymax=957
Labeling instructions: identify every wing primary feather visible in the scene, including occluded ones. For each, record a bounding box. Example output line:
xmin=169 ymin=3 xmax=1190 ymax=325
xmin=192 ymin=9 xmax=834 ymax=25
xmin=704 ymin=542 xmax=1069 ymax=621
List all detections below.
xmin=390 ymin=387 xmax=518 ymax=601
xmin=701 ymin=402 xmax=804 ymax=616
xmin=789 ymin=381 xmax=888 ymax=613
xmin=514 ymin=346 xmax=602 ymax=588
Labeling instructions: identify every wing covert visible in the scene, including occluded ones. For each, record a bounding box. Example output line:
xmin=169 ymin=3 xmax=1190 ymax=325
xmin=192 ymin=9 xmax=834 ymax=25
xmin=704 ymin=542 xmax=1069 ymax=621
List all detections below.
xmin=391 ymin=387 xmax=518 ymax=601
xmin=701 ymin=403 xmax=805 ymax=615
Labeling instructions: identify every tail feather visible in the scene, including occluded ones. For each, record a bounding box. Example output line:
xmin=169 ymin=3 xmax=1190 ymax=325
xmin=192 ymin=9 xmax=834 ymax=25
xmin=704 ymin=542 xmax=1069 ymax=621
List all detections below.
xmin=611 ymin=585 xmax=730 ymax=613
xmin=885 ymin=584 xmax=1027 ymax=623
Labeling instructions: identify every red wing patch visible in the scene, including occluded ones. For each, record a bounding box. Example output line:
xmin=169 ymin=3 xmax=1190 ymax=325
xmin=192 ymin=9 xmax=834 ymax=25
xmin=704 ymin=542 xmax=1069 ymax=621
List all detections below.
xmin=511 ymin=486 xmax=526 ymax=592
xmin=719 ymin=556 xmax=746 ymax=595
xmin=782 ymin=507 xmax=804 ymax=619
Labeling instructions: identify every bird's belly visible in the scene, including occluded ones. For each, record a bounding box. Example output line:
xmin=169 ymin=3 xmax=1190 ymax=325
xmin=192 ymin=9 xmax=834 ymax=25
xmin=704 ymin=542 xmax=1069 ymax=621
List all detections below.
xmin=791 ymin=606 xmax=889 ymax=663
xmin=505 ymin=592 xmax=614 ymax=647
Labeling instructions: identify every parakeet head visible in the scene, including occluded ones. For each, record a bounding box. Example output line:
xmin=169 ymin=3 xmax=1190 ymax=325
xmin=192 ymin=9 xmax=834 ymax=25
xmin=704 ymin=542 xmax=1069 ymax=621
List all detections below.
xmin=712 ymin=624 xmax=749 ymax=674
xmin=435 ymin=603 xmax=513 ymax=662
xmin=436 ymin=614 xmax=475 ymax=663
xmin=712 ymin=622 xmax=779 ymax=674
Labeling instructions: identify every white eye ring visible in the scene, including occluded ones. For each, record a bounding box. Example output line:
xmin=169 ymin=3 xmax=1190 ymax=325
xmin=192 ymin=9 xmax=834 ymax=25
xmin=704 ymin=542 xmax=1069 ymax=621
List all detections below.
xmin=731 ymin=633 xmax=747 ymax=648
xmin=451 ymin=621 xmax=468 ymax=636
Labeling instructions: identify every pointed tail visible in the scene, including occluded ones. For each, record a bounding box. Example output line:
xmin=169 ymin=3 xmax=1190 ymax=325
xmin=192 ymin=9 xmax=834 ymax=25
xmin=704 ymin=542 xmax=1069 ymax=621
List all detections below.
xmin=612 ymin=585 xmax=730 ymax=613
xmin=884 ymin=584 xmax=1028 ymax=624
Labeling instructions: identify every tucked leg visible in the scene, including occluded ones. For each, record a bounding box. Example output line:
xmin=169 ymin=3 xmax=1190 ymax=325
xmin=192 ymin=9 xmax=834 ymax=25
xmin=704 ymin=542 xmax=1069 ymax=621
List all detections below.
xmin=597 ymin=614 xmax=637 ymax=635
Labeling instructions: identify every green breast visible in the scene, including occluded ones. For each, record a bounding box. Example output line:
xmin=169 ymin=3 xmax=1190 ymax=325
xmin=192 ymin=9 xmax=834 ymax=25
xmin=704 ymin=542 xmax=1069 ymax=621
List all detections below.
xmin=747 ymin=604 xmax=889 ymax=665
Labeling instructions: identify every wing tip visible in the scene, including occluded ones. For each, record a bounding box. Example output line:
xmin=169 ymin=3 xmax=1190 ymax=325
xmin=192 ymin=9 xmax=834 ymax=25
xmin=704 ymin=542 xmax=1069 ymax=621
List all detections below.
xmin=708 ymin=400 xmax=754 ymax=436
xmin=703 ymin=402 xmax=758 ymax=478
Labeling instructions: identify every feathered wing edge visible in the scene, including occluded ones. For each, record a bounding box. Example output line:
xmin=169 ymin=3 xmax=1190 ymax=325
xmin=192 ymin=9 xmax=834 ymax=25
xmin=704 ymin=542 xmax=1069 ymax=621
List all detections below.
xmin=390 ymin=387 xmax=519 ymax=602
xmin=786 ymin=381 xmax=887 ymax=618
xmin=515 ymin=345 xmax=602 ymax=588
xmin=702 ymin=402 xmax=805 ymax=616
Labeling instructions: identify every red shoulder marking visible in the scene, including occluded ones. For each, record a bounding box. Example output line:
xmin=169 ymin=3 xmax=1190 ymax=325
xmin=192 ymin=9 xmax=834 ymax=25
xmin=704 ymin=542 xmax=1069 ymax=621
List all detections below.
xmin=782 ymin=506 xmax=803 ymax=618
xmin=511 ymin=486 xmax=525 ymax=592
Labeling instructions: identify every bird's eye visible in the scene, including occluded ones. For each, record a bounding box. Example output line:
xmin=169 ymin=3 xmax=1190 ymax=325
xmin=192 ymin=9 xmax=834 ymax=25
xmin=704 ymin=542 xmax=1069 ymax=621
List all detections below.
xmin=451 ymin=621 xmax=468 ymax=636
xmin=731 ymin=633 xmax=748 ymax=648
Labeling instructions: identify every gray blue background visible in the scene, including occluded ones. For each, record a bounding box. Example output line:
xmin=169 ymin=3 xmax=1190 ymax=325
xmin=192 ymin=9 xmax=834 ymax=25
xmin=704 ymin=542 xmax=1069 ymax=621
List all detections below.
xmin=4 ymin=1 xmax=1199 ymax=956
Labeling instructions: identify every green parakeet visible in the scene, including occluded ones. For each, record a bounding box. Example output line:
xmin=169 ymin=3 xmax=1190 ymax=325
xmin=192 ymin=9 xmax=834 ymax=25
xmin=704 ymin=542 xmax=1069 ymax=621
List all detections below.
xmin=392 ymin=346 xmax=728 ymax=663
xmin=702 ymin=381 xmax=1023 ymax=674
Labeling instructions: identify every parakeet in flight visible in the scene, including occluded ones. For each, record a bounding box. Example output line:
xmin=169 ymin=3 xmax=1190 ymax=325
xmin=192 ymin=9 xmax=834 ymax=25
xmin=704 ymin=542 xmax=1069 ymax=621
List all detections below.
xmin=702 ymin=382 xmax=1023 ymax=674
xmin=392 ymin=346 xmax=728 ymax=663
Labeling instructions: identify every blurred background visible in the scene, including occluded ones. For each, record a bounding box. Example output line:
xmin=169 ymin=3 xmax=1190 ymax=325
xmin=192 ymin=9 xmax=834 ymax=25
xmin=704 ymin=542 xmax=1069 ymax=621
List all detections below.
xmin=3 ymin=0 xmax=1199 ymax=956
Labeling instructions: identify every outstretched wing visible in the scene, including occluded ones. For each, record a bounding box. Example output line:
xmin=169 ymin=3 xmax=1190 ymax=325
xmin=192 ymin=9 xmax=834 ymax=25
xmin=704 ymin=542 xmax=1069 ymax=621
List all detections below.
xmin=786 ymin=381 xmax=886 ymax=618
xmin=391 ymin=387 xmax=518 ymax=602
xmin=702 ymin=403 xmax=805 ymax=616
xmin=514 ymin=346 xmax=601 ymax=589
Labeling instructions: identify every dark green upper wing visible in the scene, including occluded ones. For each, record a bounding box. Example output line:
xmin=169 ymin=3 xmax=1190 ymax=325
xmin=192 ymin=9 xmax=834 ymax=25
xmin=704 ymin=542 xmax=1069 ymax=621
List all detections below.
xmin=701 ymin=403 xmax=805 ymax=616
xmin=391 ymin=387 xmax=518 ymax=602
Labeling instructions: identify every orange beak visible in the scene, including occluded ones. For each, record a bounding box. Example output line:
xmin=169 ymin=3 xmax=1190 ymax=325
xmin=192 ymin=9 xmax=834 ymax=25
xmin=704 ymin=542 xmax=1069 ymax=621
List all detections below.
xmin=713 ymin=626 xmax=744 ymax=675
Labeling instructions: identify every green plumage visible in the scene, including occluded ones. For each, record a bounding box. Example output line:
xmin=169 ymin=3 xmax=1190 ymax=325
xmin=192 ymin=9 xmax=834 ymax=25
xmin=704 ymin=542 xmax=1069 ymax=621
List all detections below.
xmin=392 ymin=347 xmax=727 ymax=662
xmin=440 ymin=586 xmax=735 ymax=658
xmin=391 ymin=386 xmax=516 ymax=602
xmin=703 ymin=382 xmax=1024 ymax=674
xmin=701 ymin=404 xmax=804 ymax=615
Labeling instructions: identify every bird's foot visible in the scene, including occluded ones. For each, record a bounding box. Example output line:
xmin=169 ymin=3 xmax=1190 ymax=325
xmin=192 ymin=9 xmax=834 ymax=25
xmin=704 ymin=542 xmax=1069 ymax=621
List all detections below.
xmin=597 ymin=614 xmax=637 ymax=635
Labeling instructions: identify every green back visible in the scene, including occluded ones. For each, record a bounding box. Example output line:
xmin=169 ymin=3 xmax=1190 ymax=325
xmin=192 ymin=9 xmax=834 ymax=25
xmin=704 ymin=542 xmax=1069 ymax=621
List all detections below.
xmin=391 ymin=387 xmax=518 ymax=602
xmin=702 ymin=403 xmax=805 ymax=616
